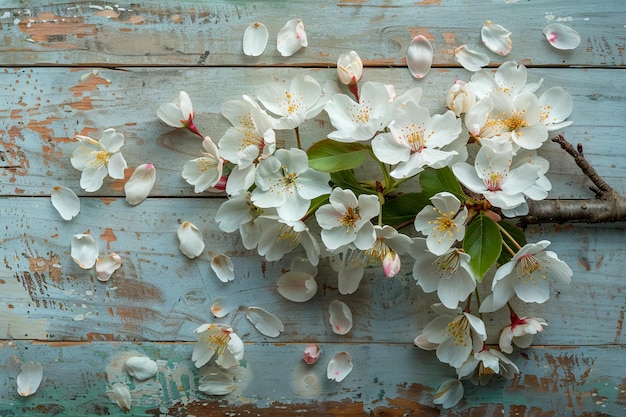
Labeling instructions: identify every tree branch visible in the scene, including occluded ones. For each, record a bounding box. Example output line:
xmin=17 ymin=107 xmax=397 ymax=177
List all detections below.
xmin=521 ymin=134 xmax=626 ymax=225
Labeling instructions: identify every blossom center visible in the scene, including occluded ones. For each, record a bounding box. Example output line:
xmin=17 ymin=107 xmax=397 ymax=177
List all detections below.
xmin=446 ymin=315 xmax=469 ymax=347
xmin=341 ymin=207 xmax=361 ymax=231
xmin=515 ymin=253 xmax=547 ymax=284
xmin=94 ymin=151 xmax=110 ymax=166
xmin=486 ymin=172 xmax=503 ymax=191
xmin=206 ymin=328 xmax=232 ymax=357
xmin=428 ymin=207 xmax=459 ymax=242
xmin=280 ymin=170 xmax=298 ymax=191
xmin=503 ymin=111 xmax=527 ymax=131
xmin=433 ymin=250 xmax=461 ymax=279
xmin=353 ymin=101 xmax=371 ymax=124
xmin=403 ymin=123 xmax=426 ymax=152
xmin=277 ymin=224 xmax=301 ymax=248
xmin=283 ymin=92 xmax=301 ymax=115
xmin=197 ymin=156 xmax=217 ymax=172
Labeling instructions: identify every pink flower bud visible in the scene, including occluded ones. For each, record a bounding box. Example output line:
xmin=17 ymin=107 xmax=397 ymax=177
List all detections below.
xmin=303 ymin=344 xmax=321 ymax=365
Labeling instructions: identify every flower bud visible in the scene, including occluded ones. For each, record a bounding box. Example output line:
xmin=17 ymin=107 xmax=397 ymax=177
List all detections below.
xmin=446 ymin=80 xmax=476 ymax=116
xmin=337 ymin=51 xmax=363 ymax=86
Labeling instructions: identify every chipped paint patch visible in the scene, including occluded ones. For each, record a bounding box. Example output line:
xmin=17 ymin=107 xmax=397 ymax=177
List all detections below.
xmin=0 ymin=269 xmax=48 ymax=339
xmin=17 ymin=12 xmax=97 ymax=45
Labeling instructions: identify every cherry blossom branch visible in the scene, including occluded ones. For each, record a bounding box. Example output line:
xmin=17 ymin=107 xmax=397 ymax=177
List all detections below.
xmin=522 ymin=135 xmax=626 ymax=225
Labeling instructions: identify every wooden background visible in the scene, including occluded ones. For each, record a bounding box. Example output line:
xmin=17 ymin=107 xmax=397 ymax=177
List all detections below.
xmin=1 ymin=1 xmax=625 ymax=416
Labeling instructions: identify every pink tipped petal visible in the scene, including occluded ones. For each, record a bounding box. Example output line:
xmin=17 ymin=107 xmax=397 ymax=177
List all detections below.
xmin=177 ymin=221 xmax=205 ymax=259
xmin=327 ymin=351 xmax=353 ymax=382
xmin=211 ymin=297 xmax=235 ymax=318
xmin=303 ymin=344 xmax=321 ymax=364
xmin=96 ymin=253 xmax=122 ymax=281
xmin=243 ymin=22 xmax=269 ymax=56
xmin=51 ymin=185 xmax=80 ymax=220
xmin=543 ymin=23 xmax=580 ymax=50
xmin=17 ymin=361 xmax=43 ymax=397
xmin=277 ymin=270 xmax=318 ymax=302
xmin=455 ymin=45 xmax=490 ymax=72
xmin=246 ymin=306 xmax=284 ymax=337
xmin=124 ymin=164 xmax=156 ymax=206
xmin=407 ymin=35 xmax=433 ymax=79
xmin=329 ymin=300 xmax=353 ymax=335
xmin=277 ymin=19 xmax=307 ymax=57
xmin=198 ymin=367 xmax=236 ymax=395
xmin=211 ymin=253 xmax=235 ymax=282
xmin=71 ymin=234 xmax=99 ymax=269
xmin=111 ymin=383 xmax=131 ymax=412
xmin=481 ymin=20 xmax=512 ymax=56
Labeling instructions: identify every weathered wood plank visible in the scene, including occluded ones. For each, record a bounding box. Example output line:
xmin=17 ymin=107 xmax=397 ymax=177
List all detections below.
xmin=1 ymin=341 xmax=625 ymax=417
xmin=1 ymin=67 xmax=625 ymax=197
xmin=1 ymin=197 xmax=623 ymax=345
xmin=0 ymin=1 xmax=624 ymax=67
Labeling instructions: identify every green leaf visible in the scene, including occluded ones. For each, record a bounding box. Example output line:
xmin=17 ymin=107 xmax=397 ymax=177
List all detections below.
xmin=330 ymin=169 xmax=376 ymax=195
xmin=419 ymin=167 xmax=467 ymax=200
xmin=307 ymin=139 xmax=369 ymax=173
xmin=497 ymin=220 xmax=527 ymax=264
xmin=462 ymin=213 xmax=501 ymax=282
xmin=382 ymin=192 xmax=431 ymax=225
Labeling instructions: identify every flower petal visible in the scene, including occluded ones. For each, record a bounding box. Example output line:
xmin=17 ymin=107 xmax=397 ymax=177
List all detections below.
xmin=543 ymin=23 xmax=580 ymax=50
xmin=303 ymin=344 xmax=321 ymax=365
xmin=211 ymin=297 xmax=236 ymax=318
xmin=243 ymin=22 xmax=269 ymax=57
xmin=246 ymin=306 xmax=284 ymax=337
xmin=327 ymin=351 xmax=353 ymax=382
xmin=481 ymin=20 xmax=512 ymax=56
xmin=125 ymin=356 xmax=158 ymax=381
xmin=277 ymin=270 xmax=317 ymax=302
xmin=71 ymin=234 xmax=99 ymax=269
xmin=124 ymin=164 xmax=156 ymax=206
xmin=198 ymin=366 xmax=236 ymax=395
xmin=277 ymin=19 xmax=307 ymax=57
xmin=111 ymin=382 xmax=131 ymax=412
xmin=95 ymin=253 xmax=122 ymax=281
xmin=433 ymin=379 xmax=464 ymax=409
xmin=17 ymin=361 xmax=43 ymax=397
xmin=329 ymin=300 xmax=353 ymax=335
xmin=211 ymin=253 xmax=235 ymax=282
xmin=455 ymin=45 xmax=490 ymax=72
xmin=177 ymin=221 xmax=205 ymax=259
xmin=51 ymin=185 xmax=80 ymax=220
xmin=406 ymin=35 xmax=433 ymax=79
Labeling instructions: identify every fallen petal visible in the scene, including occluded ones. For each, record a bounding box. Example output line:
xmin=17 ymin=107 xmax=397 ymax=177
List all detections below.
xmin=125 ymin=356 xmax=158 ymax=381
xmin=211 ymin=253 xmax=235 ymax=282
xmin=71 ymin=234 xmax=99 ymax=269
xmin=96 ymin=253 xmax=122 ymax=281
xmin=433 ymin=379 xmax=464 ymax=409
xmin=327 ymin=351 xmax=353 ymax=382
xmin=481 ymin=20 xmax=512 ymax=56
xmin=328 ymin=300 xmax=353 ymax=335
xmin=543 ymin=23 xmax=580 ymax=50
xmin=124 ymin=164 xmax=156 ymax=206
xmin=177 ymin=221 xmax=205 ymax=259
xmin=198 ymin=366 xmax=236 ymax=395
xmin=277 ymin=270 xmax=317 ymax=302
xmin=406 ymin=35 xmax=433 ymax=79
xmin=211 ymin=297 xmax=236 ymax=318
xmin=455 ymin=45 xmax=490 ymax=71
xmin=17 ymin=361 xmax=43 ymax=396
xmin=51 ymin=186 xmax=80 ymax=220
xmin=246 ymin=306 xmax=284 ymax=337
xmin=111 ymin=382 xmax=131 ymax=412
xmin=243 ymin=22 xmax=269 ymax=56
xmin=303 ymin=344 xmax=321 ymax=365
xmin=277 ymin=19 xmax=307 ymax=57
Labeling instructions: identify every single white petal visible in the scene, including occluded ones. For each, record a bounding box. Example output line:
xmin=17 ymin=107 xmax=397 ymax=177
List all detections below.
xmin=177 ymin=221 xmax=205 ymax=259
xmin=277 ymin=19 xmax=307 ymax=57
xmin=95 ymin=253 xmax=122 ymax=281
xmin=543 ymin=23 xmax=580 ymax=50
xmin=71 ymin=234 xmax=99 ymax=269
xmin=125 ymin=356 xmax=158 ymax=381
xmin=327 ymin=351 xmax=353 ymax=382
xmin=211 ymin=253 xmax=235 ymax=282
xmin=246 ymin=306 xmax=284 ymax=337
xmin=303 ymin=344 xmax=321 ymax=365
xmin=16 ymin=361 xmax=43 ymax=397
xmin=277 ymin=270 xmax=317 ymax=302
xmin=211 ymin=297 xmax=235 ymax=318
xmin=406 ymin=35 xmax=433 ymax=79
xmin=455 ymin=45 xmax=490 ymax=72
xmin=481 ymin=20 xmax=512 ymax=56
xmin=111 ymin=382 xmax=131 ymax=412
xmin=107 ymin=152 xmax=127 ymax=179
xmin=124 ymin=164 xmax=156 ymax=206
xmin=243 ymin=22 xmax=268 ymax=56
xmin=433 ymin=379 xmax=464 ymax=409
xmin=51 ymin=185 xmax=80 ymax=220
xmin=198 ymin=367 xmax=236 ymax=395
xmin=329 ymin=300 xmax=353 ymax=335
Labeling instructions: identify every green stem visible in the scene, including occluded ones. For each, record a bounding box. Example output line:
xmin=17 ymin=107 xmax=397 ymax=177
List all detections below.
xmin=295 ymin=127 xmax=302 ymax=150
xmin=501 ymin=239 xmax=516 ymax=257
xmin=495 ymin=221 xmax=523 ymax=251
xmin=474 ymin=288 xmax=482 ymax=320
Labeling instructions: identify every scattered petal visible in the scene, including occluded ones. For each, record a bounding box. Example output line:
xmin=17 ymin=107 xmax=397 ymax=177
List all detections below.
xmin=455 ymin=45 xmax=490 ymax=72
xmin=433 ymin=379 xmax=464 ymax=409
xmin=328 ymin=300 xmax=353 ymax=335
xmin=211 ymin=253 xmax=235 ymax=282
xmin=481 ymin=20 xmax=512 ymax=56
xmin=124 ymin=164 xmax=156 ymax=206
xmin=246 ymin=306 xmax=284 ymax=337
xmin=125 ymin=356 xmax=158 ymax=381
xmin=406 ymin=35 xmax=433 ymax=79
xmin=17 ymin=361 xmax=43 ymax=397
xmin=277 ymin=270 xmax=317 ymax=302
xmin=71 ymin=234 xmax=99 ymax=269
xmin=111 ymin=382 xmax=131 ymax=412
xmin=243 ymin=22 xmax=268 ymax=56
xmin=543 ymin=23 xmax=580 ymax=50
xmin=95 ymin=253 xmax=122 ymax=281
xmin=303 ymin=344 xmax=321 ymax=365
xmin=198 ymin=366 xmax=236 ymax=395
xmin=277 ymin=19 xmax=307 ymax=57
xmin=327 ymin=351 xmax=353 ymax=382
xmin=177 ymin=221 xmax=205 ymax=259
xmin=211 ymin=297 xmax=236 ymax=318
xmin=51 ymin=186 xmax=80 ymax=220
